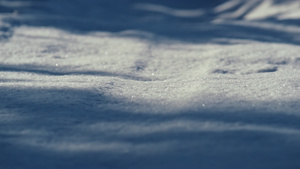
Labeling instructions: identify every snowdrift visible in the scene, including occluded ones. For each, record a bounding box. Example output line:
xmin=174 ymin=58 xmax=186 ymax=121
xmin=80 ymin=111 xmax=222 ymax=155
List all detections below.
xmin=1 ymin=0 xmax=300 ymax=169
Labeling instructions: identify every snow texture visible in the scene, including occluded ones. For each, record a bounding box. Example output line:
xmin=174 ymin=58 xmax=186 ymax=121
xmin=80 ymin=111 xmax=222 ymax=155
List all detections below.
xmin=1 ymin=0 xmax=300 ymax=168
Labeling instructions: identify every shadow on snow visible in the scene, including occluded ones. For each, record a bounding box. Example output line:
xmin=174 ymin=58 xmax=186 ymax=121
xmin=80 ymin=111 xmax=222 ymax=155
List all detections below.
xmin=0 ymin=85 xmax=300 ymax=169
xmin=0 ymin=0 xmax=300 ymax=45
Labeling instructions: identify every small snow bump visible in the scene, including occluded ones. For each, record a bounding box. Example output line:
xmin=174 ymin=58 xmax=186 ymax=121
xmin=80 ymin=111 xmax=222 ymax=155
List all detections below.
xmin=257 ymin=67 xmax=278 ymax=73
xmin=211 ymin=69 xmax=233 ymax=74
xmin=268 ymin=59 xmax=289 ymax=65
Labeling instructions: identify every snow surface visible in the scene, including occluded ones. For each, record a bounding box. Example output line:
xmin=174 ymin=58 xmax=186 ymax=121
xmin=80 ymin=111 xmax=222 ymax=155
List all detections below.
xmin=1 ymin=0 xmax=300 ymax=168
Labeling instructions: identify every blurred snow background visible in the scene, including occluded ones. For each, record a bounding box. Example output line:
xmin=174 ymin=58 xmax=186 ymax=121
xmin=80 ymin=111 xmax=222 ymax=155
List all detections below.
xmin=1 ymin=0 xmax=300 ymax=169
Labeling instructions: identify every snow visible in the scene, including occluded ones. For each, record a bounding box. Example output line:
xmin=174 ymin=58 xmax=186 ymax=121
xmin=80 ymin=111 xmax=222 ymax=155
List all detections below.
xmin=1 ymin=0 xmax=300 ymax=169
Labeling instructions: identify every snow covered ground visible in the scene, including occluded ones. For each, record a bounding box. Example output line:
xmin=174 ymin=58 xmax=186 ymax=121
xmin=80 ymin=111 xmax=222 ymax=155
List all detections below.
xmin=1 ymin=0 xmax=300 ymax=168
